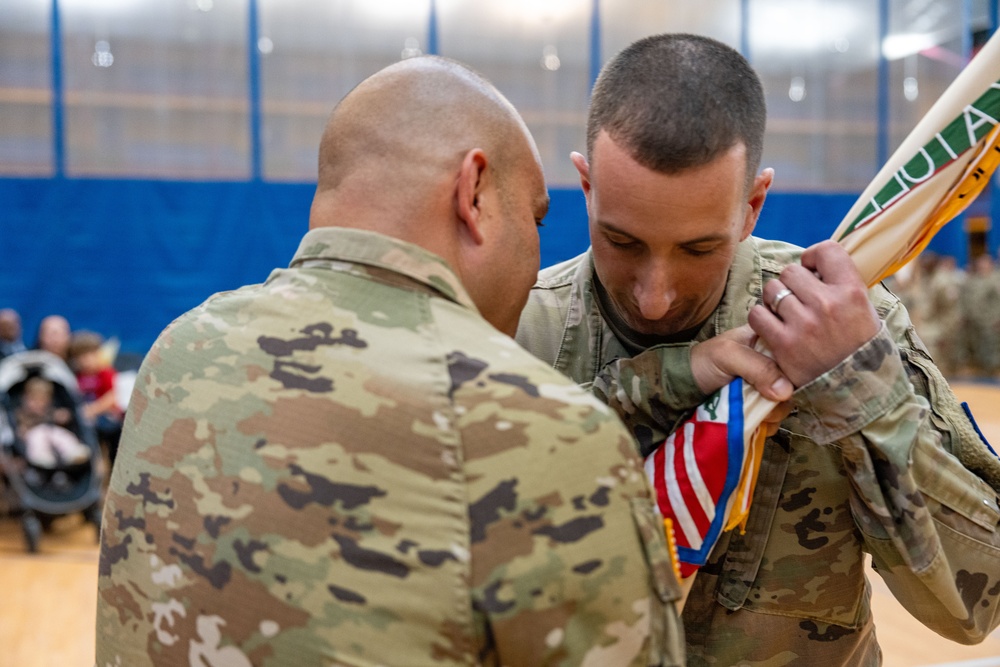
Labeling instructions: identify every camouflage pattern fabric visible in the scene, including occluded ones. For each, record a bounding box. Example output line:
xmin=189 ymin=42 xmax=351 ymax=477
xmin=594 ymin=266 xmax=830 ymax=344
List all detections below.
xmin=517 ymin=236 xmax=1000 ymax=666
xmin=960 ymin=268 xmax=1000 ymax=374
xmin=921 ymin=264 xmax=965 ymax=374
xmin=96 ymin=227 xmax=685 ymax=667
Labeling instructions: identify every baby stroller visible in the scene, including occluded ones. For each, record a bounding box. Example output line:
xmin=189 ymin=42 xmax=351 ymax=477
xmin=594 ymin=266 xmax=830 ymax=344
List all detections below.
xmin=0 ymin=350 xmax=103 ymax=552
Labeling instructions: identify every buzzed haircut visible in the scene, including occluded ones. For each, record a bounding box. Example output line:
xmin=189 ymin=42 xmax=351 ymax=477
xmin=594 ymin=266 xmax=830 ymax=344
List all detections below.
xmin=316 ymin=56 xmax=526 ymax=194
xmin=587 ymin=33 xmax=766 ymax=188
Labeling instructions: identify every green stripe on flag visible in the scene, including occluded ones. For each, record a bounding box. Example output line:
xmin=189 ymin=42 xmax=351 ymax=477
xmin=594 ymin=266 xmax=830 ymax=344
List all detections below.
xmin=839 ymin=81 xmax=1000 ymax=240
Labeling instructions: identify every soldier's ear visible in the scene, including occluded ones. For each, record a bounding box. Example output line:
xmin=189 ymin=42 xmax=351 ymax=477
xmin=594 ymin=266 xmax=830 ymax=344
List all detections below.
xmin=455 ymin=148 xmax=488 ymax=246
xmin=571 ymin=152 xmax=591 ymax=199
xmin=742 ymin=167 xmax=773 ymax=240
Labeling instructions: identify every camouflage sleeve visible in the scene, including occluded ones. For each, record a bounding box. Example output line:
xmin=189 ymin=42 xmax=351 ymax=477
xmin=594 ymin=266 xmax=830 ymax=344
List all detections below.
xmin=590 ymin=343 xmax=707 ymax=457
xmin=454 ymin=364 xmax=685 ymax=666
xmin=793 ymin=300 xmax=1000 ymax=643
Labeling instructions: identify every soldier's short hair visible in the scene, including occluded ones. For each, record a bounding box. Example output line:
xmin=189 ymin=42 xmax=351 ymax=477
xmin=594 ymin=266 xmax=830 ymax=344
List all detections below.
xmin=587 ymin=33 xmax=766 ymax=190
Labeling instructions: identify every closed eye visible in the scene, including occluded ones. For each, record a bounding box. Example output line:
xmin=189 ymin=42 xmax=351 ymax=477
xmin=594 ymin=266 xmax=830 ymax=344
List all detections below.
xmin=598 ymin=223 xmax=641 ymax=251
xmin=682 ymin=246 xmax=713 ymax=257
xmin=604 ymin=232 xmax=639 ymax=249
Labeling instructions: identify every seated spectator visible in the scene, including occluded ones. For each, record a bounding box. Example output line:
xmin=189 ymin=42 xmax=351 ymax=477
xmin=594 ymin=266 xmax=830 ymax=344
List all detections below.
xmin=68 ymin=331 xmax=123 ymax=448
xmin=35 ymin=314 xmax=72 ymax=362
xmin=16 ymin=377 xmax=90 ymax=468
xmin=0 ymin=308 xmax=27 ymax=361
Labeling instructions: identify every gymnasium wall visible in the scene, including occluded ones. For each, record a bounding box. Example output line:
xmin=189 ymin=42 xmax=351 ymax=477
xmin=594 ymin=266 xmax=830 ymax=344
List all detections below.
xmin=2 ymin=1 xmax=998 ymax=355
xmin=0 ymin=177 xmax=985 ymax=355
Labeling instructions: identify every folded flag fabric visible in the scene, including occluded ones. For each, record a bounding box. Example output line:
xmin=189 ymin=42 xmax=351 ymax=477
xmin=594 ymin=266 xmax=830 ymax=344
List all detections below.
xmin=644 ymin=379 xmax=752 ymax=579
xmin=646 ymin=30 xmax=1000 ymax=595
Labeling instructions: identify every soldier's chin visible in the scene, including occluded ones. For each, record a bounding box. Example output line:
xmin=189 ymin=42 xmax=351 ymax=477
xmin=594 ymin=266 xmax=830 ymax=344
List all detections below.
xmin=625 ymin=314 xmax=684 ymax=338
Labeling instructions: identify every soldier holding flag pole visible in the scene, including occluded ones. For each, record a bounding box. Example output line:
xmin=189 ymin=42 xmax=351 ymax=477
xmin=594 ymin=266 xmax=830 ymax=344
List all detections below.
xmin=517 ymin=32 xmax=1000 ymax=665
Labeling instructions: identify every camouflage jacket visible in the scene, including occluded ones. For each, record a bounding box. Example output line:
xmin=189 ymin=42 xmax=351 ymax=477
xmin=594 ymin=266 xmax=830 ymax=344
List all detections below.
xmin=517 ymin=236 xmax=1000 ymax=666
xmin=961 ymin=270 xmax=1000 ymax=326
xmin=96 ymin=227 xmax=685 ymax=667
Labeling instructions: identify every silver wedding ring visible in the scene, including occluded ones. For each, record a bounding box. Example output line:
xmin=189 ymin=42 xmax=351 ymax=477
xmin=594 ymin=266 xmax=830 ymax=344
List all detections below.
xmin=770 ymin=287 xmax=793 ymax=313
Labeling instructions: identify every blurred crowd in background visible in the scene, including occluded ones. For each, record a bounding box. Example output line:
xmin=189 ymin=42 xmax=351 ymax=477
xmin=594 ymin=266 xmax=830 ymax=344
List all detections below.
xmin=888 ymin=251 xmax=1000 ymax=379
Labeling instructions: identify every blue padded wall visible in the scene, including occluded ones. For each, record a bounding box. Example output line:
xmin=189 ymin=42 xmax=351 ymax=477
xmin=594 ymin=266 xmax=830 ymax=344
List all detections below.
xmin=0 ymin=178 xmax=980 ymax=356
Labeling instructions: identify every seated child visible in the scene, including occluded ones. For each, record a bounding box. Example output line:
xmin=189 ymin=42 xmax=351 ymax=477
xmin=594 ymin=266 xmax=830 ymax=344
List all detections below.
xmin=68 ymin=331 xmax=123 ymax=441
xmin=16 ymin=376 xmax=90 ymax=468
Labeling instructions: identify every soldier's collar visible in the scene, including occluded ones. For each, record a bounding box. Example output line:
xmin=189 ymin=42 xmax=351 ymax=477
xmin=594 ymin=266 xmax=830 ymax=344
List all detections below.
xmin=290 ymin=227 xmax=479 ymax=314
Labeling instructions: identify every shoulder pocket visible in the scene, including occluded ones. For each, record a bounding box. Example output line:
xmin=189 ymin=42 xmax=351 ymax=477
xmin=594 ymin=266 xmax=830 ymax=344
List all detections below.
xmin=913 ymin=434 xmax=1000 ymax=532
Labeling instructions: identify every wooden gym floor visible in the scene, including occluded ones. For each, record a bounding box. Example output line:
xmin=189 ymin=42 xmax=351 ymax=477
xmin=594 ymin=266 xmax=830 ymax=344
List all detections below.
xmin=1 ymin=381 xmax=998 ymax=667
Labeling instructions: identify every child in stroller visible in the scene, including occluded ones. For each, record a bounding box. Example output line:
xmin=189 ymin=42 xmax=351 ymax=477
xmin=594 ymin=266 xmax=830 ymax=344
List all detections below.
xmin=17 ymin=377 xmax=91 ymax=470
xmin=0 ymin=350 xmax=103 ymax=552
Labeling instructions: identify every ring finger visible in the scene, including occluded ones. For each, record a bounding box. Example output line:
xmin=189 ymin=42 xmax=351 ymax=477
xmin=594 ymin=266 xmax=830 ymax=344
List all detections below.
xmin=763 ymin=280 xmax=798 ymax=319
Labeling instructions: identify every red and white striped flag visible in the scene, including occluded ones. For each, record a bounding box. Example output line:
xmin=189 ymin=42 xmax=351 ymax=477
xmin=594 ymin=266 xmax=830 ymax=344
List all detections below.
xmin=644 ymin=379 xmax=749 ymax=579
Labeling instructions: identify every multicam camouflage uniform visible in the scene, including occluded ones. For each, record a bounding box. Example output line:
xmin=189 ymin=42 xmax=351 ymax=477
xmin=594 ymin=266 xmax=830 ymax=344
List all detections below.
xmin=960 ymin=264 xmax=1000 ymax=375
xmin=517 ymin=236 xmax=1000 ymax=667
xmin=96 ymin=228 xmax=684 ymax=666
xmin=920 ymin=262 xmax=965 ymax=375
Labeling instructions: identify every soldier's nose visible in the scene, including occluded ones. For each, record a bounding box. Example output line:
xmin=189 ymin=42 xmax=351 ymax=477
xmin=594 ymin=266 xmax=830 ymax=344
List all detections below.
xmin=634 ymin=271 xmax=674 ymax=321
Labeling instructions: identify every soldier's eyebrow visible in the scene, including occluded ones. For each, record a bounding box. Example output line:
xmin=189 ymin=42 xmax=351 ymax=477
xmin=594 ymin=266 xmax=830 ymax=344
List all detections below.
xmin=597 ymin=221 xmax=640 ymax=240
xmin=598 ymin=220 xmax=727 ymax=246
xmin=679 ymin=233 xmax=728 ymax=247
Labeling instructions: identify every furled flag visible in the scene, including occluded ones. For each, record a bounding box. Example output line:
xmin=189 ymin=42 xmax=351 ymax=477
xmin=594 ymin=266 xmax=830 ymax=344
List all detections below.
xmin=644 ymin=378 xmax=750 ymax=580
xmin=647 ymin=30 xmax=1000 ymax=598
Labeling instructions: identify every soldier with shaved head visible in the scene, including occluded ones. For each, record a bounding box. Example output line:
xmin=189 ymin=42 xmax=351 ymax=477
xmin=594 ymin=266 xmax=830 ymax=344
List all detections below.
xmin=96 ymin=57 xmax=685 ymax=666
